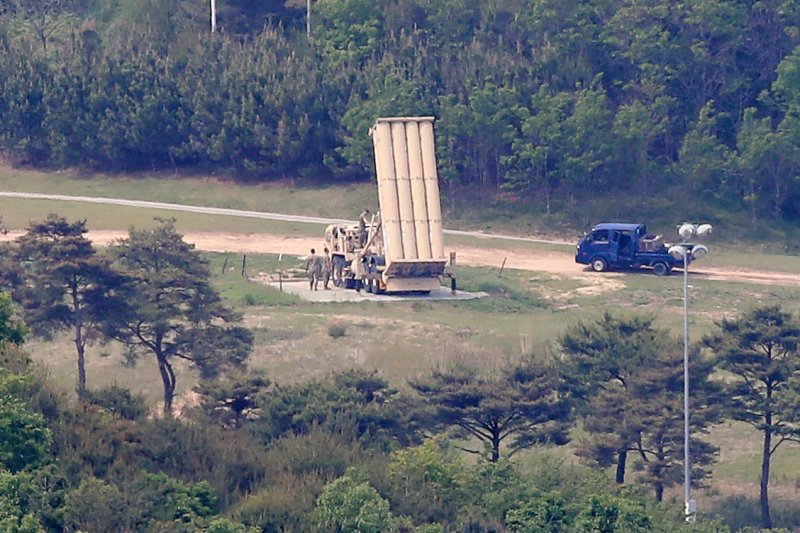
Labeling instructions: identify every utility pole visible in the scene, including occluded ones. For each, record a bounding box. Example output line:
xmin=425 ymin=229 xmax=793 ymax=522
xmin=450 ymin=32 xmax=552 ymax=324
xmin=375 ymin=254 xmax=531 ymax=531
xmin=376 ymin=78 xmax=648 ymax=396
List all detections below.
xmin=210 ymin=0 xmax=217 ymax=33
xmin=307 ymin=0 xmax=311 ymax=39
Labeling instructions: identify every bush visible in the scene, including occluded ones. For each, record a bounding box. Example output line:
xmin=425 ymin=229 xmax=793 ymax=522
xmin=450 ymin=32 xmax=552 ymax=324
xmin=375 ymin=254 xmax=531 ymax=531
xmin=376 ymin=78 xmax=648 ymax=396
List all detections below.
xmin=84 ymin=384 xmax=147 ymax=420
xmin=328 ymin=322 xmax=347 ymax=338
xmin=0 ymin=396 xmax=52 ymax=473
xmin=313 ymin=471 xmax=394 ymax=533
xmin=229 ymin=473 xmax=319 ymax=532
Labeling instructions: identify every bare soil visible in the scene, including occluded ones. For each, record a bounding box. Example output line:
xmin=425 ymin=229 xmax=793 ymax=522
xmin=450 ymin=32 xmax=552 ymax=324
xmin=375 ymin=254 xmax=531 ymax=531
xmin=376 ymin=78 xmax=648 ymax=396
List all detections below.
xmin=4 ymin=230 xmax=799 ymax=288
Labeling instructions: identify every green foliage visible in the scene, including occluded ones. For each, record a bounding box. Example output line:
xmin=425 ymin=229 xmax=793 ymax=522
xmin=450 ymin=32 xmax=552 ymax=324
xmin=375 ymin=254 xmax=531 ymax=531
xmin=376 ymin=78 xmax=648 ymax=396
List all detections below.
xmin=561 ymin=312 xmax=721 ymax=499
xmin=84 ymin=383 xmax=147 ymax=420
xmin=140 ymin=471 xmax=217 ymax=521
xmin=677 ymin=101 xmax=733 ymax=196
xmin=133 ymin=417 xmax=268 ymax=499
xmin=575 ymin=493 xmax=652 ymax=533
xmin=384 ymin=439 xmax=465 ymax=524
xmin=0 ymin=468 xmax=65 ymax=533
xmin=313 ymin=470 xmax=394 ymax=533
xmin=9 ymin=214 xmax=124 ymax=395
xmin=206 ymin=517 xmax=259 ymax=533
xmin=108 ymin=218 xmax=253 ymax=416
xmin=314 ymin=0 xmax=383 ymax=64
xmin=0 ymin=396 xmax=52 ymax=473
xmin=63 ymin=476 xmax=127 ymax=532
xmin=505 ymin=490 xmax=569 ymax=532
xmin=256 ymin=368 xmax=419 ymax=449
xmin=410 ymin=354 xmax=572 ymax=462
xmin=459 ymin=459 xmax=529 ymax=525
xmin=63 ymin=472 xmax=245 ymax=533
xmin=0 ymin=293 xmax=26 ymax=345
xmin=229 ymin=428 xmax=373 ymax=532
xmin=704 ymin=304 xmax=800 ymax=528
xmin=1 ymin=1 xmax=799 ymax=223
xmin=195 ymin=370 xmax=270 ymax=429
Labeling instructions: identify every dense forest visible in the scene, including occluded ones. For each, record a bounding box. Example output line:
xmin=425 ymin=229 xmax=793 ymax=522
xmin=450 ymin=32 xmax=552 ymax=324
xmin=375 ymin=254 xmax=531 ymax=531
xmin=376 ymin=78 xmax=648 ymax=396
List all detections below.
xmin=2 ymin=0 xmax=800 ymax=228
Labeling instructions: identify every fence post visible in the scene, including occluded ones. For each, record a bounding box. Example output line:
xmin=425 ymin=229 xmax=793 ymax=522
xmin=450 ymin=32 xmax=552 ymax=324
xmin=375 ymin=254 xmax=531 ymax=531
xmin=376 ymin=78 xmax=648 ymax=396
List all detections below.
xmin=449 ymin=252 xmax=457 ymax=294
xmin=241 ymin=255 xmax=247 ymax=278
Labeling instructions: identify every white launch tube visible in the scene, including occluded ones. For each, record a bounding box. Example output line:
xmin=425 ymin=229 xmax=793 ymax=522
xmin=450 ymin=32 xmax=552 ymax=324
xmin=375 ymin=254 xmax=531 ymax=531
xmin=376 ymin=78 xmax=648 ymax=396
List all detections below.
xmin=419 ymin=120 xmax=445 ymax=259
xmin=372 ymin=121 xmax=404 ymax=260
xmin=391 ymin=121 xmax=418 ymax=259
xmin=405 ymin=121 xmax=432 ymax=260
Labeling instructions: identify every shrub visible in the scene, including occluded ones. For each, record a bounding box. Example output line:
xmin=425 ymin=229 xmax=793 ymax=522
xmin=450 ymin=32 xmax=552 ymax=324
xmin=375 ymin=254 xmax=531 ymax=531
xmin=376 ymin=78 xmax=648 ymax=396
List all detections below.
xmin=84 ymin=384 xmax=147 ymax=420
xmin=328 ymin=322 xmax=347 ymax=338
xmin=313 ymin=471 xmax=394 ymax=533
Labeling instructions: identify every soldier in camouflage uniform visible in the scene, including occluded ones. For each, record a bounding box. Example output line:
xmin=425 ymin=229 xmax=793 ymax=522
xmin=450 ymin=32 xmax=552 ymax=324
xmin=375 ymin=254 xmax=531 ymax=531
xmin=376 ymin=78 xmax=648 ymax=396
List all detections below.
xmin=358 ymin=209 xmax=370 ymax=247
xmin=322 ymin=247 xmax=333 ymax=290
xmin=305 ymin=248 xmax=323 ymax=290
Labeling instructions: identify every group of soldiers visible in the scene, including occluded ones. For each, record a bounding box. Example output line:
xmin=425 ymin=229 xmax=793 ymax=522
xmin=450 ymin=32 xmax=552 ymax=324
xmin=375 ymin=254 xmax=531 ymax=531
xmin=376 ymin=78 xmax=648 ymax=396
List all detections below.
xmin=305 ymin=209 xmax=373 ymax=291
xmin=304 ymin=247 xmax=332 ymax=291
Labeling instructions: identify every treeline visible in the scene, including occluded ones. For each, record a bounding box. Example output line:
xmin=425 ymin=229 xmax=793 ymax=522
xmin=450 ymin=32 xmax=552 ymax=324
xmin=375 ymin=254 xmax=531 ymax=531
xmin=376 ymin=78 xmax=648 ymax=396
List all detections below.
xmin=2 ymin=1 xmax=800 ymax=223
xmin=3 ymin=215 xmax=800 ymax=530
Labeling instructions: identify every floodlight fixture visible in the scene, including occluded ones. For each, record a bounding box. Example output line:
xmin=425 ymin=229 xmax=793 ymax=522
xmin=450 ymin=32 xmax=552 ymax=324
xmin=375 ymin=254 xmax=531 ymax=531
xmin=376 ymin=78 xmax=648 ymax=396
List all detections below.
xmin=669 ymin=246 xmax=687 ymax=260
xmin=679 ymin=223 xmax=696 ymax=240
xmin=691 ymin=244 xmax=709 ymax=260
xmin=696 ymin=224 xmax=713 ymax=237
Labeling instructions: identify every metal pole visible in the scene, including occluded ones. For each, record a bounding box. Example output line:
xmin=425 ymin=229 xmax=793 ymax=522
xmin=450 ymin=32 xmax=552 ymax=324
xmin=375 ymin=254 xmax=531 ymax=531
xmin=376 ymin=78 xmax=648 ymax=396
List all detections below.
xmin=210 ymin=0 xmax=216 ymax=33
xmin=306 ymin=0 xmax=311 ymax=39
xmin=683 ymin=248 xmax=694 ymax=522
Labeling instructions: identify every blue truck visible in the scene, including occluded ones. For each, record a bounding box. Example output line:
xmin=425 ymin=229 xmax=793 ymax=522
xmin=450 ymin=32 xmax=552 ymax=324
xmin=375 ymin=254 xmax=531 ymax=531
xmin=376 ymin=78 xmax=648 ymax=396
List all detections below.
xmin=575 ymin=223 xmax=684 ymax=276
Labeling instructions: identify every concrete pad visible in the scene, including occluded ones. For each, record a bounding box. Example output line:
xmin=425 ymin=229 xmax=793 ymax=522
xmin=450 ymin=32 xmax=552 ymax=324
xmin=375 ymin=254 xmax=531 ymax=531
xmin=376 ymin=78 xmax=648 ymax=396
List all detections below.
xmin=268 ymin=280 xmax=487 ymax=303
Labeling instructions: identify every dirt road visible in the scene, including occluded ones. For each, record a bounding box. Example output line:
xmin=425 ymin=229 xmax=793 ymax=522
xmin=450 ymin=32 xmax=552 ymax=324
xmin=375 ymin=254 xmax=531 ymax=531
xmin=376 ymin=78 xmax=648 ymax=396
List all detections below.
xmin=4 ymin=229 xmax=797 ymax=288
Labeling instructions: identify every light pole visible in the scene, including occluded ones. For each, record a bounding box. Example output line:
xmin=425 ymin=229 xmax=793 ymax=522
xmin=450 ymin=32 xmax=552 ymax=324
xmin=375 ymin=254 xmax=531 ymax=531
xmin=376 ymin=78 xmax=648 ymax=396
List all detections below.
xmin=307 ymin=0 xmax=312 ymax=39
xmin=210 ymin=0 xmax=217 ymax=33
xmin=668 ymin=222 xmax=712 ymax=523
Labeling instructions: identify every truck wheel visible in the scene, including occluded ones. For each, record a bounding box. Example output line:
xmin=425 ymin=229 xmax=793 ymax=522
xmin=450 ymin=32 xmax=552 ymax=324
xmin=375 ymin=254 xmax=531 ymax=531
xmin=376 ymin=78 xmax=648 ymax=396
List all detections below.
xmin=652 ymin=262 xmax=671 ymax=276
xmin=590 ymin=257 xmax=608 ymax=272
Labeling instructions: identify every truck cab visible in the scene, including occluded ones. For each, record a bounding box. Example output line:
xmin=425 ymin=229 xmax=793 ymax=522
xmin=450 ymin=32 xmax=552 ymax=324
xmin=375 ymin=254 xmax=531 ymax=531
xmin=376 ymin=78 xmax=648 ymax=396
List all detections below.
xmin=575 ymin=223 xmax=681 ymax=276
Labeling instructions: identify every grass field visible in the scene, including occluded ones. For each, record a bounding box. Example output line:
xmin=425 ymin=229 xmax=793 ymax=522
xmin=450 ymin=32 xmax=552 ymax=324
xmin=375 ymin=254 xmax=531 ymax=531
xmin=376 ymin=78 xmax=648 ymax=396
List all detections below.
xmin=0 ymin=163 xmax=376 ymax=219
xmin=5 ymin=165 xmax=800 ymax=529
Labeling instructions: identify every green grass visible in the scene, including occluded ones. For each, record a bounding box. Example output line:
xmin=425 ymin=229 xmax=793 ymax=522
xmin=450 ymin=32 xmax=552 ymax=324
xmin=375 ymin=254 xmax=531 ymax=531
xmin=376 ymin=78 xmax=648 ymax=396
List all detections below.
xmin=703 ymin=249 xmax=800 ymax=272
xmin=206 ymin=253 xmax=303 ymax=307
xmin=0 ymin=163 xmax=376 ymax=219
xmin=0 ymin=197 xmax=323 ymax=236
